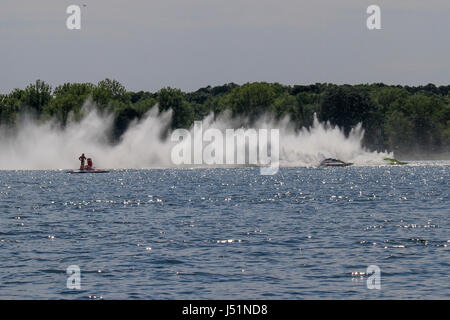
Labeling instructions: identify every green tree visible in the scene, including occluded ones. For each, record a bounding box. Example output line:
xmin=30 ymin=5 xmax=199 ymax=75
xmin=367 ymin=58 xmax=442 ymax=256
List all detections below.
xmin=22 ymin=80 xmax=52 ymax=113
xmin=43 ymin=83 xmax=95 ymax=124
xmin=92 ymin=79 xmax=128 ymax=107
xmin=133 ymin=97 xmax=157 ymax=117
xmin=113 ymin=106 xmax=140 ymax=140
xmin=271 ymin=92 xmax=298 ymax=121
xmin=402 ymin=93 xmax=440 ymax=150
xmin=54 ymin=82 xmax=94 ymax=98
xmin=384 ymin=110 xmax=415 ymax=153
xmin=320 ymin=86 xmax=376 ymax=135
xmin=227 ymin=82 xmax=276 ymax=118
xmin=158 ymin=87 xmax=193 ymax=128
xmin=1 ymin=80 xmax=450 ymax=156
xmin=43 ymin=94 xmax=85 ymax=125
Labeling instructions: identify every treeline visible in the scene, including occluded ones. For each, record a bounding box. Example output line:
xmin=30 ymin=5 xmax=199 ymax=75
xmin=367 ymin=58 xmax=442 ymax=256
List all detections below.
xmin=1 ymin=79 xmax=449 ymax=156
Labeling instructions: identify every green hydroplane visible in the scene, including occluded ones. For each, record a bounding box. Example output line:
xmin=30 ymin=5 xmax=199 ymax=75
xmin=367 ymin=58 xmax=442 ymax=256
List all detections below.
xmin=384 ymin=158 xmax=408 ymax=165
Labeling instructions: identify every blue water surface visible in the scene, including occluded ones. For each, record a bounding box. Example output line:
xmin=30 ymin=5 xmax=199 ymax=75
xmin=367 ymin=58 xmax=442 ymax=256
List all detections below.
xmin=0 ymin=164 xmax=449 ymax=299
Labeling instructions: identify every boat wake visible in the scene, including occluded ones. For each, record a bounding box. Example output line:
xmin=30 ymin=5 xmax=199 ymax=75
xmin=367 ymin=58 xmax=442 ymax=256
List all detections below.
xmin=0 ymin=101 xmax=392 ymax=170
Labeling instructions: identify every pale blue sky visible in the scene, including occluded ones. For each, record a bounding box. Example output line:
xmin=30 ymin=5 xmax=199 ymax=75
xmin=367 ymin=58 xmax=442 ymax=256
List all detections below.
xmin=1 ymin=0 xmax=449 ymax=93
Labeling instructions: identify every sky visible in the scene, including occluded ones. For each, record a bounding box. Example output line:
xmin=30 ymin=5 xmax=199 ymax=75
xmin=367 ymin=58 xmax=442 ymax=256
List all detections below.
xmin=1 ymin=0 xmax=449 ymax=93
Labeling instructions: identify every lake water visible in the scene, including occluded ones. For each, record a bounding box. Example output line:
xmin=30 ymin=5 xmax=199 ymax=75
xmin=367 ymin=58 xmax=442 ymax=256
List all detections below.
xmin=0 ymin=163 xmax=449 ymax=299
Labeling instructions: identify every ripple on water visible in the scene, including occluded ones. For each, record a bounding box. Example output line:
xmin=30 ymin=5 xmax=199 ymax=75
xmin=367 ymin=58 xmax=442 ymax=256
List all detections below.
xmin=0 ymin=166 xmax=449 ymax=299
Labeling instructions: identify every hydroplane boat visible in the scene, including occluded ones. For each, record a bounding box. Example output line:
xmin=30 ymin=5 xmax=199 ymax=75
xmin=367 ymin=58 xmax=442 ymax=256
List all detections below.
xmin=67 ymin=157 xmax=109 ymax=173
xmin=319 ymin=158 xmax=353 ymax=167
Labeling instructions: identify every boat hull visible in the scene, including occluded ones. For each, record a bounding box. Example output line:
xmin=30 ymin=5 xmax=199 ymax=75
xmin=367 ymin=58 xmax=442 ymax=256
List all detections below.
xmin=384 ymin=158 xmax=408 ymax=165
xmin=321 ymin=162 xmax=353 ymax=167
xmin=67 ymin=169 xmax=109 ymax=174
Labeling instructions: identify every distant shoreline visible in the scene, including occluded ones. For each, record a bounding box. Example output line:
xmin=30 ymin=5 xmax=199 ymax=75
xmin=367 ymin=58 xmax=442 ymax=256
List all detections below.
xmin=1 ymin=80 xmax=449 ymax=156
xmin=397 ymin=153 xmax=450 ymax=161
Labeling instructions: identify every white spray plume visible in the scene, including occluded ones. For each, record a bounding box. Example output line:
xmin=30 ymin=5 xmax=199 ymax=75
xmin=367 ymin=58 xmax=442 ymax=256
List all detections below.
xmin=0 ymin=101 xmax=391 ymax=170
